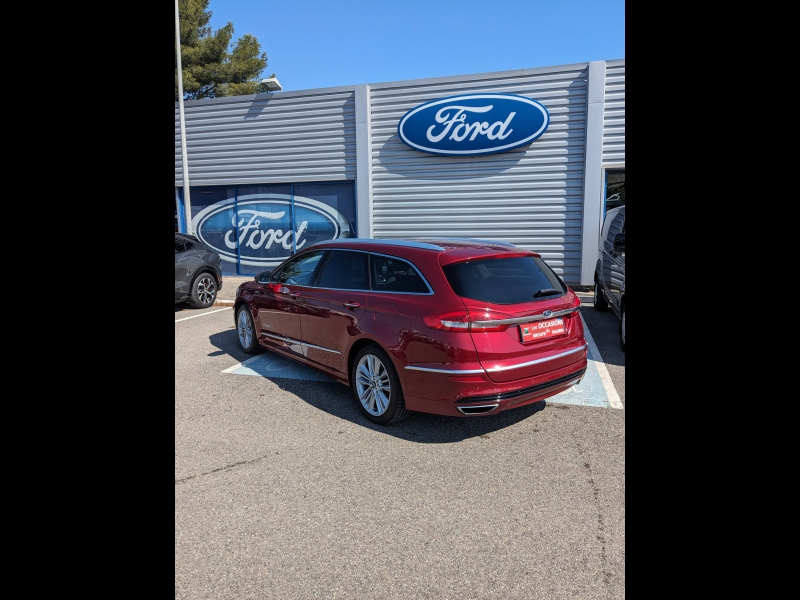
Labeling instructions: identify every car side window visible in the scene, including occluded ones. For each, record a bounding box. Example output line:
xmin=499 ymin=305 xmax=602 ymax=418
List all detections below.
xmin=370 ymin=254 xmax=430 ymax=294
xmin=273 ymin=250 xmax=327 ymax=286
xmin=315 ymin=250 xmax=369 ymax=290
xmin=608 ymin=209 xmax=624 ymax=248
xmin=175 ymin=239 xmax=193 ymax=253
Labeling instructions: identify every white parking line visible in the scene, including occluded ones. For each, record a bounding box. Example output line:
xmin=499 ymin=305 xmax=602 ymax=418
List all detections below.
xmin=175 ymin=307 xmax=231 ymax=323
xmin=222 ymin=354 xmax=264 ymax=373
xmin=579 ymin=312 xmax=624 ymax=409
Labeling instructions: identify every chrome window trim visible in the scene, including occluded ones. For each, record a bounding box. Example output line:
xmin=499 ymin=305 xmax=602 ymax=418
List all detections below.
xmin=261 ymin=331 xmax=341 ymax=354
xmin=484 ymin=344 xmax=588 ymax=373
xmin=299 ymin=249 xmax=436 ymax=295
xmin=471 ymin=306 xmax=579 ymax=327
xmin=368 ymin=251 xmax=435 ymax=295
xmin=308 ymin=238 xmax=445 ymax=251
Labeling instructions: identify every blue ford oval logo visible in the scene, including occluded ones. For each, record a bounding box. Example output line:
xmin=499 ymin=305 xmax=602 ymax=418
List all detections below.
xmin=398 ymin=93 xmax=550 ymax=156
xmin=542 ymin=310 xmax=553 ymax=317
xmin=192 ymin=194 xmax=351 ymax=268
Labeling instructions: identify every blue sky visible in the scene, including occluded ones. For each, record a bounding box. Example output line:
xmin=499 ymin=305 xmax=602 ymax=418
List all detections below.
xmin=204 ymin=0 xmax=625 ymax=92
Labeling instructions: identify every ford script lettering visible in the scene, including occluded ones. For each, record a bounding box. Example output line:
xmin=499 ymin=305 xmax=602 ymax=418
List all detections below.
xmin=398 ymin=93 xmax=549 ymax=156
xmin=192 ymin=194 xmax=352 ymax=268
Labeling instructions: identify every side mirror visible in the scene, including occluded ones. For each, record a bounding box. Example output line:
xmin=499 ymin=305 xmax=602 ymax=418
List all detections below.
xmin=255 ymin=270 xmax=271 ymax=284
xmin=613 ymin=232 xmax=625 ymax=254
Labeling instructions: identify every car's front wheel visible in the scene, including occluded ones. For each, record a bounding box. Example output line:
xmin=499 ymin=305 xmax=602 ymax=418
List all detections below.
xmin=352 ymin=345 xmax=410 ymax=425
xmin=189 ymin=272 xmax=218 ymax=308
xmin=620 ymin=305 xmax=625 ymax=352
xmin=236 ymin=306 xmax=260 ymax=354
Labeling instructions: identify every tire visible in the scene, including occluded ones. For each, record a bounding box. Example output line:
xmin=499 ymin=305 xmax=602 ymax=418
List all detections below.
xmin=351 ymin=344 xmax=410 ymax=425
xmin=236 ymin=306 xmax=260 ymax=354
xmin=619 ymin=305 xmax=626 ymax=352
xmin=594 ymin=279 xmax=609 ymax=311
xmin=188 ymin=272 xmax=218 ymax=308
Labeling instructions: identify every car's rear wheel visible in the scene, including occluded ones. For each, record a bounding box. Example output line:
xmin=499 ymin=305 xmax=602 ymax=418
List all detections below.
xmin=236 ymin=306 xmax=260 ymax=354
xmin=189 ymin=272 xmax=217 ymax=308
xmin=594 ymin=279 xmax=609 ymax=311
xmin=620 ymin=305 xmax=626 ymax=352
xmin=352 ymin=345 xmax=410 ymax=425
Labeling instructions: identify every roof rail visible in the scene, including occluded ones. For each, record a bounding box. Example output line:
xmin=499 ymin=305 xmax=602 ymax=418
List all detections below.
xmin=410 ymin=237 xmax=518 ymax=248
xmin=307 ymin=238 xmax=445 ymax=251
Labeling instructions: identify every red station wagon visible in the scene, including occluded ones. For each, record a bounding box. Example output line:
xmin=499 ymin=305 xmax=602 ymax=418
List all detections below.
xmin=234 ymin=238 xmax=588 ymax=425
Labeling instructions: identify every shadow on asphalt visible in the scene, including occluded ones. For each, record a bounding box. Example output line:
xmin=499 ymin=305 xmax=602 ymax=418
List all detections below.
xmin=208 ymin=328 xmax=552 ymax=444
xmin=577 ymin=305 xmax=626 ymax=368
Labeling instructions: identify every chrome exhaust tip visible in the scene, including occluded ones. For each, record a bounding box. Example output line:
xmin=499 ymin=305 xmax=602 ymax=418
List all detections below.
xmin=457 ymin=404 xmax=500 ymax=415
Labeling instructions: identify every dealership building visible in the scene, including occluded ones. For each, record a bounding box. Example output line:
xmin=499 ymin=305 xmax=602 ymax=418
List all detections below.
xmin=175 ymin=59 xmax=625 ymax=287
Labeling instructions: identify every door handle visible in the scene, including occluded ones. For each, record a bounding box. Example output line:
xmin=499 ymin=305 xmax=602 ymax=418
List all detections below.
xmin=343 ymin=301 xmax=360 ymax=310
xmin=289 ymin=292 xmax=301 ymax=300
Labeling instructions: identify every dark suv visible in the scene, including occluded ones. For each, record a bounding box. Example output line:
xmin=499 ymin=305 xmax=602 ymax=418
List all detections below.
xmin=594 ymin=205 xmax=625 ymax=350
xmin=175 ymin=233 xmax=223 ymax=308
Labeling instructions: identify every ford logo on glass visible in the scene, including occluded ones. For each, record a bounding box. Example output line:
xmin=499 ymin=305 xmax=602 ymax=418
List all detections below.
xmin=192 ymin=194 xmax=351 ymax=268
xmin=397 ymin=93 xmax=550 ymax=156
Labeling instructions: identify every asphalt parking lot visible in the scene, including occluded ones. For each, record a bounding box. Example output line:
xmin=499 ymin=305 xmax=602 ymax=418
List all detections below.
xmin=175 ymin=292 xmax=624 ymax=599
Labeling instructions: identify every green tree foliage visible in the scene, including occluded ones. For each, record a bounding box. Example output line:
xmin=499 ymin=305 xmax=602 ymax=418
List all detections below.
xmin=175 ymin=0 xmax=275 ymax=100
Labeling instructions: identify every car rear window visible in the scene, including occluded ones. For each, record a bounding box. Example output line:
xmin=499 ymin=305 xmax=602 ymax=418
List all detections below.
xmin=442 ymin=256 xmax=565 ymax=304
xmin=175 ymin=239 xmax=195 ymax=253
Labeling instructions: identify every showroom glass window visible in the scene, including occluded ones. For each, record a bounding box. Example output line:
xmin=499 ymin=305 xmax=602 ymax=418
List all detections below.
xmin=183 ymin=182 xmax=356 ymax=276
xmin=604 ymin=169 xmax=625 ymax=215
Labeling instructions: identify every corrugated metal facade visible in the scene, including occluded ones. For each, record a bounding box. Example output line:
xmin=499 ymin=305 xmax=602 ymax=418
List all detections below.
xmin=174 ymin=88 xmax=357 ymax=186
xmin=175 ymin=60 xmax=625 ymax=285
xmin=368 ymin=64 xmax=589 ymax=284
xmin=602 ymin=59 xmax=625 ymax=165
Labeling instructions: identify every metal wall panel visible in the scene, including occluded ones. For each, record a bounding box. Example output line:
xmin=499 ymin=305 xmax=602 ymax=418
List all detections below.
xmin=602 ymin=59 xmax=625 ymax=165
xmin=369 ymin=64 xmax=589 ymax=283
xmin=175 ymin=87 xmax=357 ymax=186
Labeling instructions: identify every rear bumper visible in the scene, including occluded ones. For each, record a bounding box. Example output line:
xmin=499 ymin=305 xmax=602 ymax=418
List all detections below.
xmin=402 ymin=356 xmax=587 ymax=417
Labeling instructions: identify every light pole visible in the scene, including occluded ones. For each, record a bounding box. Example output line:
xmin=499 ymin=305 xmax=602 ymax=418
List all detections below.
xmin=175 ymin=0 xmax=193 ymax=234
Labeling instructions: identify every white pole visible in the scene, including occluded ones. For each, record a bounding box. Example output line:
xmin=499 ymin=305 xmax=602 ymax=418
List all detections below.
xmin=175 ymin=0 xmax=193 ymax=234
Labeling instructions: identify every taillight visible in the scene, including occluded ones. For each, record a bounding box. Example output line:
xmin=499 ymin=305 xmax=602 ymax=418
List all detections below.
xmin=422 ymin=311 xmax=470 ymax=331
xmin=570 ymin=291 xmax=581 ymax=308
xmin=422 ymin=309 xmax=513 ymax=332
xmin=468 ymin=308 xmax=515 ymax=332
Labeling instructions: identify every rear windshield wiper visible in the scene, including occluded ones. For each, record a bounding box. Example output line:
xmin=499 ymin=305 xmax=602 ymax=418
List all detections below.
xmin=533 ymin=288 xmax=562 ymax=298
